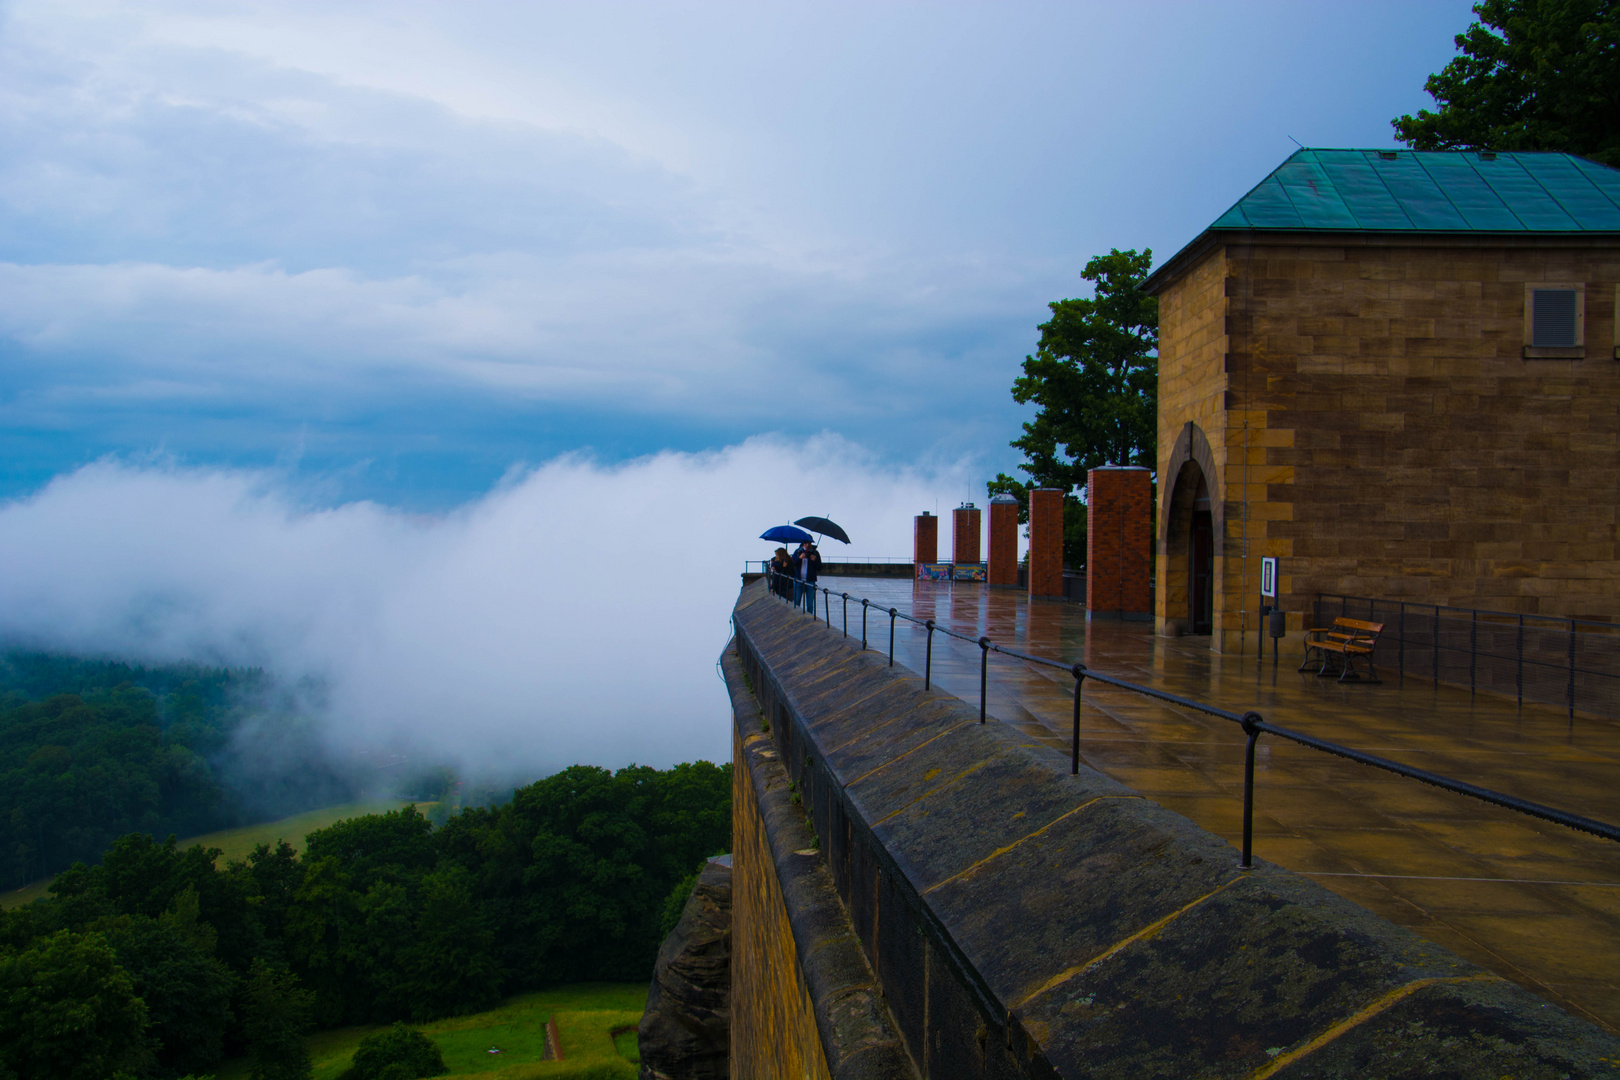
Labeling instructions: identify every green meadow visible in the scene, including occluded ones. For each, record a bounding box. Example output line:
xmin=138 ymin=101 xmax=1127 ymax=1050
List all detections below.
xmin=0 ymin=800 xmax=422 ymax=910
xmin=215 ymin=984 xmax=646 ymax=1080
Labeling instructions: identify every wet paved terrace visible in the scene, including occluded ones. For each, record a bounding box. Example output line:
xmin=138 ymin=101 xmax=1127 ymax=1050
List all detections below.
xmin=804 ymin=576 xmax=1620 ymax=1034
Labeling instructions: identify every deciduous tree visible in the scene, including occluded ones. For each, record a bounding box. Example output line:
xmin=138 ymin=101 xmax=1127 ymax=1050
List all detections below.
xmin=1392 ymin=0 xmax=1620 ymax=165
xmin=339 ymin=1022 xmax=448 ymax=1080
xmin=1009 ymin=249 xmax=1158 ymax=493
xmin=103 ymin=890 xmax=235 ymax=1077
xmin=0 ymin=929 xmax=150 ymax=1080
xmin=242 ymin=958 xmax=315 ymax=1080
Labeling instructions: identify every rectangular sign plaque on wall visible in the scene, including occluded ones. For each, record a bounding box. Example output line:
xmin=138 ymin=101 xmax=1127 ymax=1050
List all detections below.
xmin=1260 ymin=557 xmax=1278 ymax=600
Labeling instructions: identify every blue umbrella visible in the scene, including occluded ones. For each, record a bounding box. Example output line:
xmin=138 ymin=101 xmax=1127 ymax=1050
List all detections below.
xmin=760 ymin=524 xmax=814 ymax=544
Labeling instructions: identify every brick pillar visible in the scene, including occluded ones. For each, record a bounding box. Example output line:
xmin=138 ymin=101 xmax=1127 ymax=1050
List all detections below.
xmin=987 ymin=494 xmax=1019 ymax=585
xmin=1085 ymin=466 xmax=1151 ymax=620
xmin=952 ymin=504 xmax=981 ymax=566
xmin=913 ymin=512 xmax=937 ymax=574
xmin=1027 ymin=488 xmax=1063 ymax=597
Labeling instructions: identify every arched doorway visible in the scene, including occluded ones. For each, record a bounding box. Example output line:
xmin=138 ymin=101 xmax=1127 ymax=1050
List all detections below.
xmin=1159 ymin=421 xmax=1223 ymax=639
xmin=1190 ymin=475 xmax=1214 ymax=634
xmin=1162 ymin=455 xmax=1217 ymax=636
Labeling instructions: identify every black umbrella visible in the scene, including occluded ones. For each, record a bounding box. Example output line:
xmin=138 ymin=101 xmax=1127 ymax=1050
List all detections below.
xmin=794 ymin=516 xmax=851 ymax=544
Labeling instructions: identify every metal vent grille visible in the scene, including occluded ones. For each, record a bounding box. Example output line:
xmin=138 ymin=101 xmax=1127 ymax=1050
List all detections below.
xmin=1532 ymin=289 xmax=1578 ymax=347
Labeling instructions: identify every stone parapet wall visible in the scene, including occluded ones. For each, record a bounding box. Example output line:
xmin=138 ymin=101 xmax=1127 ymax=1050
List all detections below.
xmin=726 ymin=644 xmax=914 ymax=1080
xmin=730 ymin=577 xmax=1620 ymax=1078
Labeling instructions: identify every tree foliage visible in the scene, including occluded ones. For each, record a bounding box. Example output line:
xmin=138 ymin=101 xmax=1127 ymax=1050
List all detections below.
xmin=0 ymin=653 xmax=356 ymax=890
xmin=243 ymin=959 xmax=315 ymax=1080
xmin=102 ymin=891 xmax=235 ymax=1078
xmin=0 ymin=929 xmax=150 ymax=1080
xmin=1392 ymin=0 xmax=1620 ymax=165
xmin=434 ymin=761 xmax=733 ymax=989
xmin=1 ymin=758 xmax=732 ymax=1073
xmin=339 ymin=1022 xmax=448 ymax=1080
xmin=1010 ymin=249 xmax=1159 ymax=494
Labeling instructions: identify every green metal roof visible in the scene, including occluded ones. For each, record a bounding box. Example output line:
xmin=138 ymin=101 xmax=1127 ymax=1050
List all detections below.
xmin=1210 ymin=149 xmax=1620 ymax=232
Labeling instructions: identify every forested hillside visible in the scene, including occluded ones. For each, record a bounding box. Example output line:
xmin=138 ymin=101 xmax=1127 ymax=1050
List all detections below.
xmin=0 ymin=762 xmax=731 ymax=1079
xmin=0 ymin=652 xmax=359 ymax=889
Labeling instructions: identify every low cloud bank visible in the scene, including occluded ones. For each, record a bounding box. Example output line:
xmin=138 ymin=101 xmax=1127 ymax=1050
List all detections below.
xmin=0 ymin=436 xmax=965 ymax=778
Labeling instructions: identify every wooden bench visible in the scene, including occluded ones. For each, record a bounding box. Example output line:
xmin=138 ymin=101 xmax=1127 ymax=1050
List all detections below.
xmin=1299 ymin=618 xmax=1385 ymax=683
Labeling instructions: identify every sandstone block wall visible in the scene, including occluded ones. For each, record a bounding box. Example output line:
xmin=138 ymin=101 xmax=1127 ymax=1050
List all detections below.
xmin=1157 ymin=247 xmax=1241 ymax=645
xmin=726 ymin=645 xmax=914 ymax=1080
xmin=730 ymin=726 xmax=831 ymax=1080
xmin=1157 ymin=235 xmax=1620 ymax=652
xmin=729 ymin=579 xmax=1620 ymax=1078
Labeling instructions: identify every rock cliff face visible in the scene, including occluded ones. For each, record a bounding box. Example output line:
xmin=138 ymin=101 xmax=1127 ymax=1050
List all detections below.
xmin=639 ymin=856 xmax=731 ymax=1080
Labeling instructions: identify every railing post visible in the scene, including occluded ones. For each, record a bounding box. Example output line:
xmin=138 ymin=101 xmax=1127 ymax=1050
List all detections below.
xmin=1070 ymin=664 xmax=1086 ymax=775
xmin=842 ymin=593 xmax=849 ymax=638
xmin=861 ymin=599 xmax=869 ymax=650
xmin=1568 ymin=620 xmax=1577 ymax=720
xmin=979 ymin=638 xmax=990 ymax=723
xmin=924 ymin=620 xmax=935 ymax=690
xmin=1470 ymin=609 xmax=1478 ymax=696
xmin=888 ymin=608 xmax=897 ymax=667
xmin=1398 ymin=602 xmax=1405 ymax=681
xmin=1517 ymin=614 xmax=1524 ymax=708
xmin=1240 ymin=711 xmax=1263 ymax=870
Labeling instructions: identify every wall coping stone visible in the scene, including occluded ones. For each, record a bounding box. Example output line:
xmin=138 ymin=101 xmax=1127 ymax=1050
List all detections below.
xmin=731 ymin=578 xmax=1620 ymax=1078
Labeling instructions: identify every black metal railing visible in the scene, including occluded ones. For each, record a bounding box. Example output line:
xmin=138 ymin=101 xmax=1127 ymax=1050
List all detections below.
xmin=1315 ymin=594 xmax=1620 ymax=719
xmin=760 ymin=571 xmax=1620 ymax=868
xmin=745 ymin=557 xmax=912 ymax=574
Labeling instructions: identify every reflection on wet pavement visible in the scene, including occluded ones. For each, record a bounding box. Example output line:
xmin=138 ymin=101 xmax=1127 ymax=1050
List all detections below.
xmin=808 ymin=576 xmax=1620 ymax=1033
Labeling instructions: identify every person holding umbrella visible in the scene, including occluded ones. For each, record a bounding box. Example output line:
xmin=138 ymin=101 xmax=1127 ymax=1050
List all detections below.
xmin=795 ymin=539 xmax=821 ymax=614
xmin=758 ymin=520 xmax=846 ymax=614
xmin=769 ymin=547 xmax=794 ymax=599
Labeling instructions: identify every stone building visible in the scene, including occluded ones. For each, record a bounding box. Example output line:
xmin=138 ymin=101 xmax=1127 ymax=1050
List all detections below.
xmin=1142 ymin=149 xmax=1620 ymax=652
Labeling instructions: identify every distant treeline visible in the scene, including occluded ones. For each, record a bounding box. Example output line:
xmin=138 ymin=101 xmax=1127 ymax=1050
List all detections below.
xmin=0 ymin=652 xmax=364 ymax=889
xmin=1 ymin=761 xmax=730 ymax=1079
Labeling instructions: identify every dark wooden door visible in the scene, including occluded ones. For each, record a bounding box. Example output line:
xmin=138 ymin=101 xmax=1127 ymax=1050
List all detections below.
xmin=1191 ymin=510 xmax=1214 ymax=634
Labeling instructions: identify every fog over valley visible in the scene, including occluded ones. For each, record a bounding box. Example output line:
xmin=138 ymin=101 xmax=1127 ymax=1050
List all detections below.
xmin=0 ymin=436 xmax=965 ymax=778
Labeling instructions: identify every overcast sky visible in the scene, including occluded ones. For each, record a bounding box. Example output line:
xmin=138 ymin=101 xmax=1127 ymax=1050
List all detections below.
xmin=1 ymin=0 xmax=1474 ymax=508
xmin=0 ymin=2 xmax=1480 ymax=772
